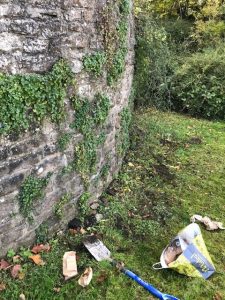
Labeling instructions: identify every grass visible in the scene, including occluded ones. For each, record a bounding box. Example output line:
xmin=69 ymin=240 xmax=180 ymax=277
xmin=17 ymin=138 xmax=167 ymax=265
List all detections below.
xmin=1 ymin=109 xmax=225 ymax=300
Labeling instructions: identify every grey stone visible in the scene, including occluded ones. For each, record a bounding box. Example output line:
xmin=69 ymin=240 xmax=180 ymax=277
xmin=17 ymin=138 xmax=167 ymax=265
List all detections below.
xmin=0 ymin=0 xmax=134 ymax=256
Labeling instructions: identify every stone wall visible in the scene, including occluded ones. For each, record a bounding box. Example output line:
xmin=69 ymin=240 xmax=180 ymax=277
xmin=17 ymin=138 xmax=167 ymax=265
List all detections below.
xmin=0 ymin=0 xmax=134 ymax=255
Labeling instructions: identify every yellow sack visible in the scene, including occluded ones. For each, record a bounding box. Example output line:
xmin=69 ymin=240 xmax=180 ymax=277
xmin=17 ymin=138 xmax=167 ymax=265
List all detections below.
xmin=153 ymin=223 xmax=215 ymax=279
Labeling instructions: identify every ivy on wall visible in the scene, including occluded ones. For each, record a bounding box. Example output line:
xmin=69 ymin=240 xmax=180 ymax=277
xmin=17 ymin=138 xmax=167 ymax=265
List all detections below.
xmin=0 ymin=60 xmax=72 ymax=135
xmin=18 ymin=173 xmax=52 ymax=220
xmin=83 ymin=0 xmax=131 ymax=85
xmin=7 ymin=0 xmax=132 ymax=222
xmin=62 ymin=93 xmax=111 ymax=187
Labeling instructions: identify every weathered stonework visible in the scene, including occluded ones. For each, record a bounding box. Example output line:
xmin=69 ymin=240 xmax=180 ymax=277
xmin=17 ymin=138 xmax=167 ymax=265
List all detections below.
xmin=0 ymin=1 xmax=134 ymax=255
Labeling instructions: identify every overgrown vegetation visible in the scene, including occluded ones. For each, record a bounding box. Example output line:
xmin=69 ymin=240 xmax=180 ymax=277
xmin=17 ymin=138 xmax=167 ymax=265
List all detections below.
xmin=0 ymin=60 xmax=72 ymax=135
xmin=18 ymin=173 xmax=52 ymax=219
xmin=134 ymin=0 xmax=225 ymax=120
xmin=62 ymin=93 xmax=111 ymax=187
xmin=54 ymin=194 xmax=71 ymax=219
xmin=1 ymin=109 xmax=225 ymax=299
xmin=83 ymin=52 xmax=106 ymax=77
xmin=117 ymin=106 xmax=132 ymax=156
xmin=83 ymin=0 xmax=130 ymax=85
xmin=78 ymin=192 xmax=91 ymax=221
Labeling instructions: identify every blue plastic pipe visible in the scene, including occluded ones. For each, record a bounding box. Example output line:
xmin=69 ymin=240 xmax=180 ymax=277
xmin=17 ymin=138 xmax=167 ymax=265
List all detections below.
xmin=122 ymin=268 xmax=179 ymax=300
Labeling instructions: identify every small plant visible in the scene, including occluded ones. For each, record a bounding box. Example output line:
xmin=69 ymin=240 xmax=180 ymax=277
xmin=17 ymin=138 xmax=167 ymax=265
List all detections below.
xmin=119 ymin=0 xmax=130 ymax=15
xmin=18 ymin=173 xmax=52 ymax=219
xmin=93 ymin=93 xmax=111 ymax=125
xmin=7 ymin=249 xmax=16 ymax=259
xmin=78 ymin=192 xmax=91 ymax=221
xmin=117 ymin=106 xmax=132 ymax=155
xmin=35 ymin=223 xmax=49 ymax=244
xmin=57 ymin=133 xmax=72 ymax=152
xmin=54 ymin=193 xmax=71 ymax=219
xmin=83 ymin=52 xmax=106 ymax=77
xmin=74 ymin=134 xmax=98 ymax=176
xmin=19 ymin=247 xmax=33 ymax=260
xmin=100 ymin=164 xmax=110 ymax=179
xmin=71 ymin=96 xmax=93 ymax=135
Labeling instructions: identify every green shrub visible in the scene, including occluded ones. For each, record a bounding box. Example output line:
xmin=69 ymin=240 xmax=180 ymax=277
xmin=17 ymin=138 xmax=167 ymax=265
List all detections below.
xmin=134 ymin=17 xmax=175 ymax=108
xmin=171 ymin=46 xmax=225 ymax=119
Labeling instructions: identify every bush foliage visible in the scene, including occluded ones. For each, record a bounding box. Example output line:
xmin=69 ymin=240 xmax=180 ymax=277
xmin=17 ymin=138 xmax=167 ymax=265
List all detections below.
xmin=171 ymin=46 xmax=225 ymax=119
xmin=134 ymin=1 xmax=225 ymax=120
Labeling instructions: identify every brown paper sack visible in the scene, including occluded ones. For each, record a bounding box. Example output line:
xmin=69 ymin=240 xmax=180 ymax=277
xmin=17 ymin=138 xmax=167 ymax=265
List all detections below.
xmin=63 ymin=251 xmax=78 ymax=280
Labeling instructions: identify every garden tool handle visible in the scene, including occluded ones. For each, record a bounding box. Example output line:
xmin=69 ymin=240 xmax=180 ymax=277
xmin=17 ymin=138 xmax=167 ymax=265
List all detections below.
xmin=122 ymin=268 xmax=179 ymax=300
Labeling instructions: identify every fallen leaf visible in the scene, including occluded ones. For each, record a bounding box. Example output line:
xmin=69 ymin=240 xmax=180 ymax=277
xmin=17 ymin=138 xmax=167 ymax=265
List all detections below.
xmin=19 ymin=293 xmax=26 ymax=300
xmin=80 ymin=228 xmax=87 ymax=234
xmin=96 ymin=272 xmax=108 ymax=283
xmin=18 ymin=271 xmax=26 ymax=280
xmin=0 ymin=283 xmax=6 ymax=292
xmin=11 ymin=264 xmax=21 ymax=278
xmin=0 ymin=259 xmax=11 ymax=270
xmin=213 ymin=292 xmax=223 ymax=300
xmin=13 ymin=255 xmax=22 ymax=263
xmin=53 ymin=287 xmax=61 ymax=293
xmin=29 ymin=254 xmax=45 ymax=266
xmin=78 ymin=267 xmax=93 ymax=287
xmin=31 ymin=244 xmax=50 ymax=254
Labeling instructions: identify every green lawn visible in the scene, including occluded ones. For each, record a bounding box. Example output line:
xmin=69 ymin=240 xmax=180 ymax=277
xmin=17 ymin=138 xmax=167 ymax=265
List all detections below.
xmin=1 ymin=109 xmax=225 ymax=300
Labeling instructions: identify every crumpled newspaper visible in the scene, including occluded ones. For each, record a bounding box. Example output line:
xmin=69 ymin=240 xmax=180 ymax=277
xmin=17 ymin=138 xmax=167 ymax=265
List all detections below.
xmin=191 ymin=215 xmax=225 ymax=231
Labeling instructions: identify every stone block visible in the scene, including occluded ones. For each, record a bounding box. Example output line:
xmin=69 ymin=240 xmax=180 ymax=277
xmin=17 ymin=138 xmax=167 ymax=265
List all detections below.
xmin=10 ymin=19 xmax=40 ymax=35
xmin=0 ymin=32 xmax=22 ymax=52
xmin=23 ymin=38 xmax=49 ymax=53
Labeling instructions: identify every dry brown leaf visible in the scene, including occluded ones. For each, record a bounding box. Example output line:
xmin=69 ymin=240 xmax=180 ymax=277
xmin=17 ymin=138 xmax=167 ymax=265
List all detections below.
xmin=29 ymin=254 xmax=45 ymax=266
xmin=0 ymin=283 xmax=6 ymax=292
xmin=31 ymin=244 xmax=50 ymax=254
xmin=11 ymin=264 xmax=21 ymax=278
xmin=96 ymin=272 xmax=108 ymax=283
xmin=79 ymin=228 xmax=87 ymax=234
xmin=13 ymin=255 xmax=22 ymax=263
xmin=0 ymin=259 xmax=11 ymax=270
xmin=213 ymin=292 xmax=223 ymax=300
xmin=19 ymin=293 xmax=26 ymax=300
xmin=18 ymin=271 xmax=26 ymax=280
xmin=78 ymin=267 xmax=93 ymax=288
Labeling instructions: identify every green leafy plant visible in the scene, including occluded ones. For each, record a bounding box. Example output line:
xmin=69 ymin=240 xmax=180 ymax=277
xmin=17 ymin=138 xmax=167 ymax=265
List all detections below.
xmin=0 ymin=60 xmax=72 ymax=135
xmin=93 ymin=93 xmax=111 ymax=125
xmin=117 ymin=107 xmax=132 ymax=156
xmin=54 ymin=194 xmax=71 ymax=219
xmin=78 ymin=192 xmax=91 ymax=221
xmin=74 ymin=134 xmax=98 ymax=176
xmin=35 ymin=223 xmax=49 ymax=244
xmin=171 ymin=46 xmax=225 ymax=119
xmin=119 ymin=0 xmax=130 ymax=16
xmin=7 ymin=249 xmax=16 ymax=259
xmin=83 ymin=52 xmax=106 ymax=77
xmin=57 ymin=133 xmax=72 ymax=152
xmin=18 ymin=173 xmax=52 ymax=219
